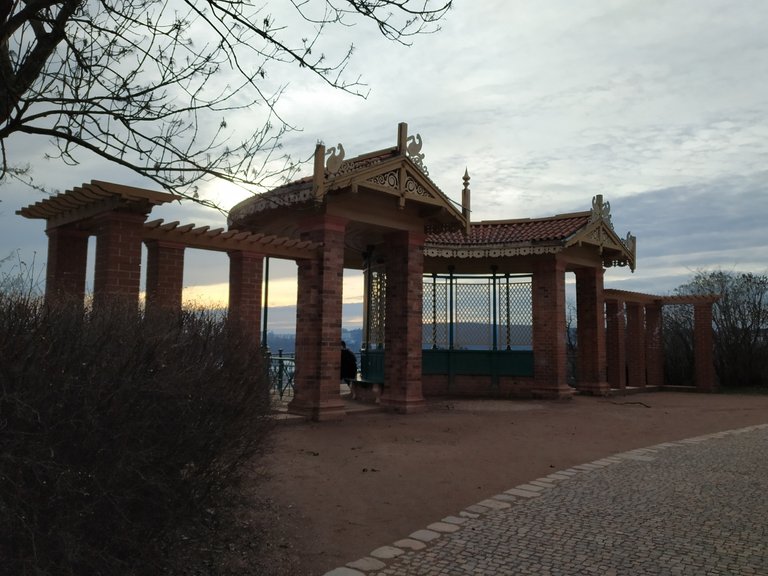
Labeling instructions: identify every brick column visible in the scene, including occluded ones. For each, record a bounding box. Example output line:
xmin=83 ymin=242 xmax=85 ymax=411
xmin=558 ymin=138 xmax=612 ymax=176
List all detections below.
xmin=45 ymin=224 xmax=89 ymax=306
xmin=531 ymin=256 xmax=572 ymax=399
xmin=380 ymin=230 xmax=427 ymax=413
xmin=645 ymin=303 xmax=664 ymax=388
xmin=93 ymin=211 xmax=148 ymax=307
xmin=288 ymin=215 xmax=347 ymax=421
xmin=145 ymin=240 xmax=185 ymax=315
xmin=574 ymin=267 xmax=609 ymax=395
xmin=694 ymin=303 xmax=717 ymax=392
xmin=605 ymin=298 xmax=626 ymax=389
xmin=228 ymin=250 xmax=264 ymax=348
xmin=625 ymin=302 xmax=646 ymax=388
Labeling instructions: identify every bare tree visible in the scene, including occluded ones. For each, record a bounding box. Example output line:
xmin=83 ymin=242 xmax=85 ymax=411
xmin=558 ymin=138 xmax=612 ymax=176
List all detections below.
xmin=1 ymin=0 xmax=451 ymax=201
xmin=662 ymin=303 xmax=694 ymax=386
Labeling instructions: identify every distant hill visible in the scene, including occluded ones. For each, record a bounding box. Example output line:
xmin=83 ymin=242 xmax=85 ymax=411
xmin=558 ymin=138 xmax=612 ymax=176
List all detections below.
xmin=263 ymin=323 xmax=534 ymax=353
xmin=422 ymin=322 xmax=532 ymax=350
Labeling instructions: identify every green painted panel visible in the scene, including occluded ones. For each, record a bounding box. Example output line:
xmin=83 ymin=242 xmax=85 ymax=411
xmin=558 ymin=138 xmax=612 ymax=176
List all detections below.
xmin=361 ymin=349 xmax=534 ymax=381
xmin=422 ymin=349 xmax=534 ymax=377
xmin=360 ymin=349 xmax=385 ymax=382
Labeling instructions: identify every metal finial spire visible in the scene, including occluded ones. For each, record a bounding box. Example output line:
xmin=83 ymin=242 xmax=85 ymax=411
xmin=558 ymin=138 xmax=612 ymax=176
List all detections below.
xmin=462 ymin=168 xmax=471 ymax=234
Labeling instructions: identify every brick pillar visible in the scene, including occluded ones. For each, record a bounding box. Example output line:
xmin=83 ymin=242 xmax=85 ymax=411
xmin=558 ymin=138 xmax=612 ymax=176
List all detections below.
xmin=574 ymin=267 xmax=609 ymax=395
xmin=145 ymin=240 xmax=185 ymax=315
xmin=531 ymin=256 xmax=572 ymax=399
xmin=288 ymin=215 xmax=347 ymax=421
xmin=45 ymin=224 xmax=89 ymax=306
xmin=228 ymin=250 xmax=264 ymax=348
xmin=380 ymin=230 xmax=427 ymax=414
xmin=645 ymin=303 xmax=664 ymax=388
xmin=93 ymin=211 xmax=148 ymax=307
xmin=694 ymin=303 xmax=717 ymax=392
xmin=625 ymin=302 xmax=646 ymax=388
xmin=605 ymin=298 xmax=626 ymax=389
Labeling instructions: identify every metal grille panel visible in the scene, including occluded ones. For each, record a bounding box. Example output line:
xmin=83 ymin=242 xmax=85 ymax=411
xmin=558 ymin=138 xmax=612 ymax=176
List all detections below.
xmin=366 ymin=269 xmax=386 ymax=349
xmin=422 ymin=274 xmax=532 ymax=350
xmin=500 ymin=277 xmax=533 ymax=349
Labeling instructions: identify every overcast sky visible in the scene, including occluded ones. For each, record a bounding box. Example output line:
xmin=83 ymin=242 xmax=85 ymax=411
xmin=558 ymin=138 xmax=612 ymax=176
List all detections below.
xmin=2 ymin=0 xmax=767 ymax=329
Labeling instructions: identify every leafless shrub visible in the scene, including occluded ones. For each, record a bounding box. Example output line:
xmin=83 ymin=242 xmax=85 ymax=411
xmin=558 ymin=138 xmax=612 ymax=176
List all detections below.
xmin=0 ymin=294 xmax=273 ymax=575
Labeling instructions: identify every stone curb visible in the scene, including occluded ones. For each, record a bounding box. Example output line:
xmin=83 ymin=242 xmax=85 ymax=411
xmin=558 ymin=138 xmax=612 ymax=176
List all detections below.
xmin=321 ymin=422 xmax=768 ymax=575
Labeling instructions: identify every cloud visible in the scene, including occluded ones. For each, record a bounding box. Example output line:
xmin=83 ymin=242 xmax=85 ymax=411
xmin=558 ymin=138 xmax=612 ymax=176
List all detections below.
xmin=2 ymin=1 xmax=767 ymax=309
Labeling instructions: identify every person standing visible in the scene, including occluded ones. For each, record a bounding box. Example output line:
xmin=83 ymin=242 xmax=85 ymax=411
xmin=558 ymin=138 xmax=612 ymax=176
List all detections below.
xmin=340 ymin=340 xmax=357 ymax=385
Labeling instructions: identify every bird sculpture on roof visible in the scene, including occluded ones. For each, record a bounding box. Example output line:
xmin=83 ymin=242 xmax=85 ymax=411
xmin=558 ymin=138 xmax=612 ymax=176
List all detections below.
xmin=325 ymin=143 xmax=345 ymax=174
xmin=406 ymin=134 xmax=428 ymax=175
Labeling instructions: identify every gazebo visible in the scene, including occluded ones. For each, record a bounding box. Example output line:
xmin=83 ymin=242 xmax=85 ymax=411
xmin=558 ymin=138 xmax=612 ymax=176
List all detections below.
xmin=228 ymin=123 xmax=639 ymax=417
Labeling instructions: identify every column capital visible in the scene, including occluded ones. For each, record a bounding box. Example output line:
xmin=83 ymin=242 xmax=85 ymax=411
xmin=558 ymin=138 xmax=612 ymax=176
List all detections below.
xmin=144 ymin=239 xmax=186 ymax=250
xmin=384 ymin=229 xmax=426 ymax=247
xmin=298 ymin=213 xmax=348 ymax=234
xmin=92 ymin=210 xmax=149 ymax=225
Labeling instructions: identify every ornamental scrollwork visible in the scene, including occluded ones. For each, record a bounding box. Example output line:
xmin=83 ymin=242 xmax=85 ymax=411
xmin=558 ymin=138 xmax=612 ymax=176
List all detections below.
xmin=406 ymin=134 xmax=429 ymax=176
xmin=623 ymin=231 xmax=637 ymax=255
xmin=367 ymin=170 xmax=399 ymax=190
xmin=405 ymin=175 xmax=432 ymax=198
xmin=335 ymin=157 xmax=382 ymax=176
xmin=590 ymin=194 xmax=613 ymax=228
xmin=423 ymin=245 xmax=562 ymax=259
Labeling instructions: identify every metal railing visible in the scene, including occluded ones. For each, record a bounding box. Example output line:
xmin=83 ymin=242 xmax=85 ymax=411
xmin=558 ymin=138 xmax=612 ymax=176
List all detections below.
xmin=267 ymin=350 xmax=295 ymax=400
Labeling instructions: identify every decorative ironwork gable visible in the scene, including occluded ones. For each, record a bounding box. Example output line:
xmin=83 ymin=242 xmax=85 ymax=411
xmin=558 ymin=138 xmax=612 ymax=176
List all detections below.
xmin=566 ymin=195 xmax=637 ymax=270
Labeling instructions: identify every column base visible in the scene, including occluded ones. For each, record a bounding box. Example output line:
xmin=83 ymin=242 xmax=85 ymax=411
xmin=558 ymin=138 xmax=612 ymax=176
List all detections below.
xmin=379 ymin=395 xmax=427 ymax=414
xmin=287 ymin=398 xmax=346 ymax=421
xmin=531 ymin=385 xmax=575 ymax=400
xmin=574 ymin=381 xmax=611 ymax=396
xmin=696 ymin=383 xmax=719 ymax=393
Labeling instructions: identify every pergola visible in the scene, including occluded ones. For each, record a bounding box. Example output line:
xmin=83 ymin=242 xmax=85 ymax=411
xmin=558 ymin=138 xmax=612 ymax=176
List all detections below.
xmin=18 ymin=123 xmax=718 ymax=421
xmin=603 ymin=289 xmax=719 ymax=393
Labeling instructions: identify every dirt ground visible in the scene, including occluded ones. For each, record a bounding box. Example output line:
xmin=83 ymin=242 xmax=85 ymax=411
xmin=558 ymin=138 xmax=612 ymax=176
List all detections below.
xmin=254 ymin=392 xmax=768 ymax=575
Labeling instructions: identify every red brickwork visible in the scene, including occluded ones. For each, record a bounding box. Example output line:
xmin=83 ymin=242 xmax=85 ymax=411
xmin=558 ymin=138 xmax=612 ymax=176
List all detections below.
xmin=228 ymin=250 xmax=264 ymax=348
xmin=645 ymin=303 xmax=664 ymax=388
xmin=380 ymin=230 xmax=427 ymax=413
xmin=625 ymin=302 xmax=646 ymax=388
xmin=145 ymin=240 xmax=185 ymax=314
xmin=93 ymin=211 xmax=148 ymax=307
xmin=531 ymin=256 xmax=572 ymax=398
xmin=694 ymin=303 xmax=717 ymax=391
xmin=422 ymin=374 xmax=536 ymax=398
xmin=605 ymin=298 xmax=627 ymax=389
xmin=574 ymin=267 xmax=609 ymax=395
xmin=288 ymin=215 xmax=347 ymax=421
xmin=45 ymin=225 xmax=89 ymax=305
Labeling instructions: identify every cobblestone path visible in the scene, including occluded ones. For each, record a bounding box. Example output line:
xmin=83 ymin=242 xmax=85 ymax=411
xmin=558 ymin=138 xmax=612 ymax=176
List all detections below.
xmin=325 ymin=423 xmax=768 ymax=576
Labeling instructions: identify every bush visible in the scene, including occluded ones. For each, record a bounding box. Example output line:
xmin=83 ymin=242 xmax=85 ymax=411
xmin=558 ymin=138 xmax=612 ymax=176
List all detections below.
xmin=0 ymin=294 xmax=273 ymax=575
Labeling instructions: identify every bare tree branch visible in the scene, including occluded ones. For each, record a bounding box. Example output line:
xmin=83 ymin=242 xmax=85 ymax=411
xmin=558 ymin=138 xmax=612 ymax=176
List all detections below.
xmin=1 ymin=0 xmax=452 ymax=202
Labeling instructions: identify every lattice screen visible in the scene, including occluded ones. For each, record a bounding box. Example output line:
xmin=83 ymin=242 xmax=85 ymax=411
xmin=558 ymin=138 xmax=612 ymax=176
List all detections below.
xmin=422 ymin=274 xmax=532 ymax=350
xmin=365 ymin=269 xmax=386 ymax=349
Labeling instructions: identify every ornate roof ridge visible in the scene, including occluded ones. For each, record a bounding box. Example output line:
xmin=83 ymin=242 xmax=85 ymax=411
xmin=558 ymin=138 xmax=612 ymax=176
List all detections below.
xmin=473 ymin=211 xmax=591 ymax=226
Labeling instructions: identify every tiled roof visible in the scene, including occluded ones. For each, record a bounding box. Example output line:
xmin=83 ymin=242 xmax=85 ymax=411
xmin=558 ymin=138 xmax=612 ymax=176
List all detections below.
xmin=262 ymin=175 xmax=313 ymax=196
xmin=427 ymin=212 xmax=591 ymax=246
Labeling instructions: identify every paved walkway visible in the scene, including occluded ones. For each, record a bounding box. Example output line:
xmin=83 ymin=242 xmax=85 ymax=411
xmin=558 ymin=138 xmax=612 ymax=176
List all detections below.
xmin=324 ymin=423 xmax=768 ymax=576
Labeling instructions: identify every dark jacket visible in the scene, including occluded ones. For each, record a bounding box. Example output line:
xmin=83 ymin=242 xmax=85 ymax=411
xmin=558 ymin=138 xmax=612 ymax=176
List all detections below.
xmin=340 ymin=348 xmax=357 ymax=381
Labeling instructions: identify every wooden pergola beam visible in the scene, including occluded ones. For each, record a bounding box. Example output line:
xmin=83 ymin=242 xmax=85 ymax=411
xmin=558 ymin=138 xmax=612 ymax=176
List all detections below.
xmin=141 ymin=219 xmax=320 ymax=260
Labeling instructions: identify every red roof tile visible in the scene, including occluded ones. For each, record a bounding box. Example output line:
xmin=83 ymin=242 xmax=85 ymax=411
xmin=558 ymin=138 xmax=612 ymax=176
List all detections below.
xmin=427 ymin=212 xmax=591 ymax=245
